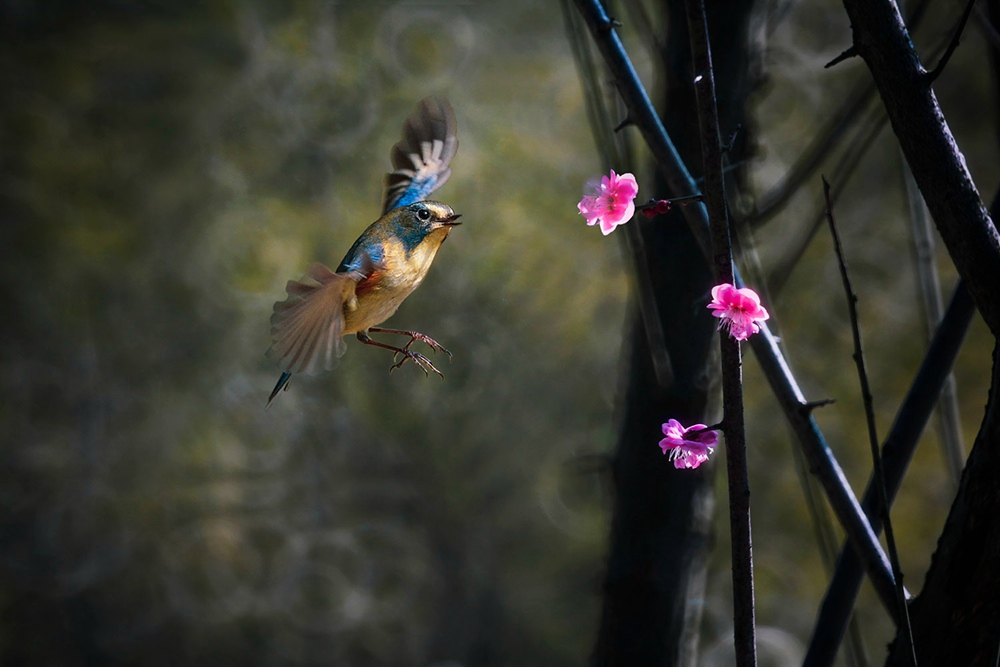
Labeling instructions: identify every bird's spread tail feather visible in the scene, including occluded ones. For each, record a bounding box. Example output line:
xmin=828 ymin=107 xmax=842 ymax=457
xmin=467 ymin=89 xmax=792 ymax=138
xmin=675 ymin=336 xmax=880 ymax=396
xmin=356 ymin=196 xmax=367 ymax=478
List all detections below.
xmin=267 ymin=263 xmax=360 ymax=376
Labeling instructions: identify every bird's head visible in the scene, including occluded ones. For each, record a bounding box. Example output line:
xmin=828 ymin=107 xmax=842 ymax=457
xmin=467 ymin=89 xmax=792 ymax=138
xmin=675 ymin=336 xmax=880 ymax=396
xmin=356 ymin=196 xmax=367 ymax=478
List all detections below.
xmin=401 ymin=201 xmax=461 ymax=230
xmin=390 ymin=201 xmax=462 ymax=251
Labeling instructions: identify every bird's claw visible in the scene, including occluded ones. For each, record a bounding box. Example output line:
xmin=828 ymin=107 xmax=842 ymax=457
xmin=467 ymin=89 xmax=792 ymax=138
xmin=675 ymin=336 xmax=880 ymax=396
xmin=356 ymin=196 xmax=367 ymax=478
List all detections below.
xmin=388 ymin=349 xmax=445 ymax=379
xmin=364 ymin=328 xmax=450 ymax=378
xmin=400 ymin=332 xmax=452 ymax=359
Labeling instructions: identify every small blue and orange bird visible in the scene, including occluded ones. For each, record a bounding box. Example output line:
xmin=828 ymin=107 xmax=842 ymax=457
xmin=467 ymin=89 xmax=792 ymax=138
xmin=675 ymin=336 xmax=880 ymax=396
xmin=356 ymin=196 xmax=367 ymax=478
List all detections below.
xmin=265 ymin=97 xmax=462 ymax=408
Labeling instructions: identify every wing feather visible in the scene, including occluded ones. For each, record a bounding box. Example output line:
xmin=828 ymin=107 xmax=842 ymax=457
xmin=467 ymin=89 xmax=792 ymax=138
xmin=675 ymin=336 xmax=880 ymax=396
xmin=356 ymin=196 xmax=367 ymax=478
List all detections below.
xmin=382 ymin=96 xmax=458 ymax=214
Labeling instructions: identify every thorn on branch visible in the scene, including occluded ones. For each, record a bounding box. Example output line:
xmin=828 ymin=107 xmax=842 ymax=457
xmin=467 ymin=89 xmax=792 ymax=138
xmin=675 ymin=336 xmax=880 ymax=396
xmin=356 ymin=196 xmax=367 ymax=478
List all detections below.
xmin=598 ymin=17 xmax=622 ymax=33
xmin=801 ymin=398 xmax=836 ymax=414
xmin=613 ymin=116 xmax=634 ymax=132
xmin=824 ymin=45 xmax=858 ymax=69
xmin=723 ymin=124 xmax=742 ymax=155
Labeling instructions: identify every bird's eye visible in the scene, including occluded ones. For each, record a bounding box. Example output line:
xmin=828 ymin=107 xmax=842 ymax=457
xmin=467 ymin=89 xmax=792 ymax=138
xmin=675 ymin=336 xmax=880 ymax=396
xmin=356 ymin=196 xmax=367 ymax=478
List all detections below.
xmin=416 ymin=207 xmax=431 ymax=221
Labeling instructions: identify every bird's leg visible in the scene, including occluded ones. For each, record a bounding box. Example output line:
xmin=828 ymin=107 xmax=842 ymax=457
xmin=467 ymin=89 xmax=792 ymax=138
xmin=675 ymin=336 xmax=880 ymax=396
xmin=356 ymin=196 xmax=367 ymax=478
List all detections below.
xmin=366 ymin=327 xmax=453 ymax=359
xmin=356 ymin=331 xmax=445 ymax=379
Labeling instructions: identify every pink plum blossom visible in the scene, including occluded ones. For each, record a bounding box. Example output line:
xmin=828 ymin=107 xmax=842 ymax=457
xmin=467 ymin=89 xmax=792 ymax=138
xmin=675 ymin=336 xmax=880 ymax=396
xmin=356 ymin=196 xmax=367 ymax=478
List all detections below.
xmin=577 ymin=170 xmax=639 ymax=235
xmin=707 ymin=283 xmax=770 ymax=341
xmin=659 ymin=419 xmax=718 ymax=469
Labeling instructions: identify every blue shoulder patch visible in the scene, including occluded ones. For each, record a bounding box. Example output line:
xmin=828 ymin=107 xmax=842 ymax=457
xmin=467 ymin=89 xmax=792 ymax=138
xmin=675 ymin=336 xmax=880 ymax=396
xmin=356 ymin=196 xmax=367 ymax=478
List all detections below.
xmin=337 ymin=237 xmax=385 ymax=274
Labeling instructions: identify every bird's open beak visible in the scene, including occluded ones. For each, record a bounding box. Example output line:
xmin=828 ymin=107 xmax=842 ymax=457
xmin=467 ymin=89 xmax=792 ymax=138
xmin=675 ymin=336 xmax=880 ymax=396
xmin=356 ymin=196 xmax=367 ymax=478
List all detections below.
xmin=441 ymin=213 xmax=462 ymax=226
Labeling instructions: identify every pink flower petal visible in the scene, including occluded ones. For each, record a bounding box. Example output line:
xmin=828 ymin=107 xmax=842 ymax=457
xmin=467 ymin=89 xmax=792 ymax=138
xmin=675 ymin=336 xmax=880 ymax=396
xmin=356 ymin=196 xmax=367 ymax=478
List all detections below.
xmin=577 ymin=170 xmax=639 ymax=235
xmin=707 ymin=283 xmax=770 ymax=341
xmin=658 ymin=419 xmax=718 ymax=470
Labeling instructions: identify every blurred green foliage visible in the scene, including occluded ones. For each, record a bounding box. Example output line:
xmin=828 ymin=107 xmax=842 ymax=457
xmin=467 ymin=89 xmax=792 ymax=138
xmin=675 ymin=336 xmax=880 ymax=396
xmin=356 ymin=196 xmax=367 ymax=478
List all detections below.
xmin=0 ymin=1 xmax=996 ymax=665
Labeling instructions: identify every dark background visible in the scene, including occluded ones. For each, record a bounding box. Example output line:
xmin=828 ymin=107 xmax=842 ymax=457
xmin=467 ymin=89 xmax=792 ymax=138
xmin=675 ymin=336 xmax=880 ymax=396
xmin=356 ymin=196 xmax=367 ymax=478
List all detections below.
xmin=1 ymin=1 xmax=995 ymax=664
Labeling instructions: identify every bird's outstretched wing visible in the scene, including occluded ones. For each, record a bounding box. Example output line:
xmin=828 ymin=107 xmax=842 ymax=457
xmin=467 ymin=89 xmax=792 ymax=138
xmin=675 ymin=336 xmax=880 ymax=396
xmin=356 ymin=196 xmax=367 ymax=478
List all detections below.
xmin=267 ymin=263 xmax=364 ymax=375
xmin=381 ymin=96 xmax=458 ymax=215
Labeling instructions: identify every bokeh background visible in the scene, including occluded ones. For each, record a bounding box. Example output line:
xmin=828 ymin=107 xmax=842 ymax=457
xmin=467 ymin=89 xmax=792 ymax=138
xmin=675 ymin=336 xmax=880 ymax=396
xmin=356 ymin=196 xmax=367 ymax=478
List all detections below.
xmin=1 ymin=1 xmax=996 ymax=665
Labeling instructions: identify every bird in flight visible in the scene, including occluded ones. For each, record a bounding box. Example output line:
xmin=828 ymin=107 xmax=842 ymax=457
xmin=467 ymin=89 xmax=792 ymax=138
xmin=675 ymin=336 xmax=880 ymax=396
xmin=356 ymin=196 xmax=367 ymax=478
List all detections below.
xmin=265 ymin=97 xmax=461 ymax=408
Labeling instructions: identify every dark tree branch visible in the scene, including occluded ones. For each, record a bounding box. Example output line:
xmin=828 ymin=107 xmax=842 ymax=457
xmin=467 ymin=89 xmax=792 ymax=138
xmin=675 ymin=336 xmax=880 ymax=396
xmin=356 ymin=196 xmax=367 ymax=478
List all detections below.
xmin=840 ymin=0 xmax=1000 ymax=337
xmin=866 ymin=0 xmax=1000 ymax=654
xmin=569 ymin=0 xmax=721 ymax=662
xmin=885 ymin=342 xmax=1000 ymax=666
xmin=685 ymin=0 xmax=756 ymax=662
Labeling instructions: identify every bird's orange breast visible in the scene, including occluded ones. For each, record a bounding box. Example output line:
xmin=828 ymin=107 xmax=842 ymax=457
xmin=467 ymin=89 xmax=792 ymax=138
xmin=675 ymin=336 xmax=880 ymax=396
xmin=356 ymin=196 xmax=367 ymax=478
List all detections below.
xmin=342 ymin=228 xmax=452 ymax=335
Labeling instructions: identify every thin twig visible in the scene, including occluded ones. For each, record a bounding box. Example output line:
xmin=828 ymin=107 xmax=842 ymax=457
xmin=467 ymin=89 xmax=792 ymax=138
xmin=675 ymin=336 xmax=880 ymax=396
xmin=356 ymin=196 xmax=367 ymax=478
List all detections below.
xmin=823 ymin=177 xmax=917 ymax=666
xmin=804 ymin=171 xmax=981 ymax=662
xmin=926 ymin=0 xmax=978 ymax=83
xmin=722 ymin=124 xmax=742 ymax=155
xmin=686 ymin=0 xmax=756 ymax=663
xmin=804 ymin=278 xmax=975 ymax=666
